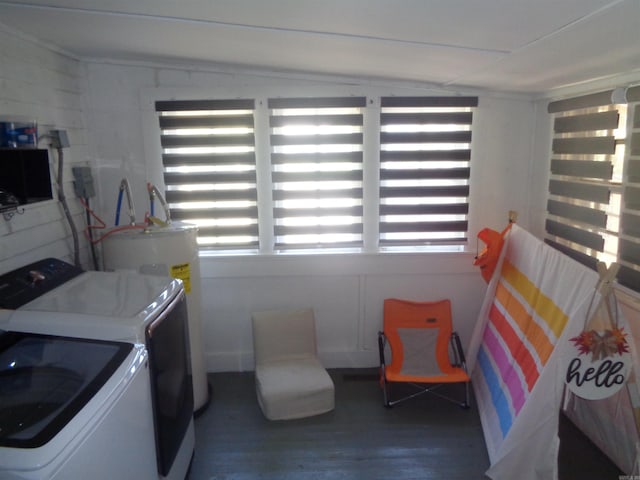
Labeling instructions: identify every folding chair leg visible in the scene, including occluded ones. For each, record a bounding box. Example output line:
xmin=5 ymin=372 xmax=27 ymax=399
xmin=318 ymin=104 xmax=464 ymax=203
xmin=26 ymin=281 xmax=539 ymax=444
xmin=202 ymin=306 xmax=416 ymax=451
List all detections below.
xmin=380 ymin=369 xmax=392 ymax=408
xmin=462 ymin=381 xmax=470 ymax=409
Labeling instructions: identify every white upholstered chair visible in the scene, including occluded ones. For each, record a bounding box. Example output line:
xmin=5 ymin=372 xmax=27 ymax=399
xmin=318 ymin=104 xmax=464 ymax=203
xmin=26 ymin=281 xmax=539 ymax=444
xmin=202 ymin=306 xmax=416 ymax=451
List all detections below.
xmin=251 ymin=308 xmax=335 ymax=420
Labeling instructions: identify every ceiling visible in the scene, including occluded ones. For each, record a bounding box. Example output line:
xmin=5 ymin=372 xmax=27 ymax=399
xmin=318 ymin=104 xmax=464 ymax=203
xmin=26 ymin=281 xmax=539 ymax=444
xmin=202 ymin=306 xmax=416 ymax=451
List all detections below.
xmin=1 ymin=0 xmax=639 ymax=94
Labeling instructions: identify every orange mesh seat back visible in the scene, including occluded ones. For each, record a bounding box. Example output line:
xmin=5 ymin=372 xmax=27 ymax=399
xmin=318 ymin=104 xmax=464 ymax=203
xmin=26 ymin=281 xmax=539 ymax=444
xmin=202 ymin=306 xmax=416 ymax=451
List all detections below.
xmin=383 ymin=298 xmax=468 ymax=383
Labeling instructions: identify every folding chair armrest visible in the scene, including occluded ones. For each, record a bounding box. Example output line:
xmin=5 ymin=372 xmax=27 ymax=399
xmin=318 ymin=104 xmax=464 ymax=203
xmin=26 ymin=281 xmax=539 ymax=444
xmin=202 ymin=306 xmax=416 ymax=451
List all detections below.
xmin=378 ymin=331 xmax=387 ymax=367
xmin=451 ymin=331 xmax=467 ymax=369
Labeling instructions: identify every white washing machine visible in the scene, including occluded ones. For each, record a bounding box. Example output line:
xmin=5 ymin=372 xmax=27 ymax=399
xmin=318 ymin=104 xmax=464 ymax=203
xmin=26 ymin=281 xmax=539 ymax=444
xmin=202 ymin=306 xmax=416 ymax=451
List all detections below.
xmin=0 ymin=258 xmax=195 ymax=480
xmin=0 ymin=332 xmax=157 ymax=479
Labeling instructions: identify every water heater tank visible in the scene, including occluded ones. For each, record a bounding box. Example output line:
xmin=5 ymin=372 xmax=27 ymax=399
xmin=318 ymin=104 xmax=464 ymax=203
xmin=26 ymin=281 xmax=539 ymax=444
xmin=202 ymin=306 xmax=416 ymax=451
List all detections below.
xmin=102 ymin=222 xmax=209 ymax=413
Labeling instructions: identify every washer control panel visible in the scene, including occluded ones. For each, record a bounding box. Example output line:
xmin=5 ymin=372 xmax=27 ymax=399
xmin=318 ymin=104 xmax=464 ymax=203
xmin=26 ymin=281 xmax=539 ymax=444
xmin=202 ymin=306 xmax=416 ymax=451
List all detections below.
xmin=0 ymin=258 xmax=83 ymax=309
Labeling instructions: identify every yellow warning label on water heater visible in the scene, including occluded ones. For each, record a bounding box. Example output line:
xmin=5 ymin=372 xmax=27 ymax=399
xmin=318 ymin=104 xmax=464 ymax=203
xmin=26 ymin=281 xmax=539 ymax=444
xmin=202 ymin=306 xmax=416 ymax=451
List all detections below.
xmin=170 ymin=263 xmax=191 ymax=293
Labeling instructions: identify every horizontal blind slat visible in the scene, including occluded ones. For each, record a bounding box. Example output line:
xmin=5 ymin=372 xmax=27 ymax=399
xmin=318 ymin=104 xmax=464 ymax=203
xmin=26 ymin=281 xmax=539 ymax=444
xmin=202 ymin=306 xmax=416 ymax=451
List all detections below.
xmin=164 ymin=171 xmax=256 ymax=185
xmin=270 ymin=133 xmax=363 ymax=146
xmin=380 ymin=203 xmax=469 ymax=216
xmin=379 ymin=237 xmax=467 ymax=247
xmin=271 ymin=152 xmax=363 ymax=164
xmin=270 ymin=114 xmax=363 ymax=127
xmin=268 ymin=97 xmax=366 ymax=109
xmin=380 ymin=131 xmax=472 ymax=144
xmin=380 ymin=168 xmax=470 ymax=181
xmin=552 ymin=137 xmax=616 ymax=155
xmin=379 ymin=220 xmax=468 ymax=233
xmin=548 ymin=179 xmax=610 ymax=203
xmin=274 ymin=206 xmax=363 ymax=218
xmin=546 ymin=199 xmax=607 ymax=227
xmin=380 ymin=112 xmax=473 ymax=125
xmin=274 ymin=224 xmax=363 ymax=236
xmin=272 ymin=188 xmax=363 ymax=201
xmin=165 ymin=190 xmax=257 ymax=203
xmin=381 ymin=96 xmax=478 ymax=108
xmin=553 ymin=111 xmax=619 ymax=133
xmin=272 ymin=170 xmax=362 ymax=183
xmin=380 ymin=150 xmax=470 ymax=162
xmin=547 ymin=90 xmax=614 ymax=113
xmin=545 ymin=219 xmax=604 ymax=251
xmin=155 ymin=99 xmax=254 ymax=111
xmin=161 ymin=134 xmax=255 ymax=148
xmin=197 ymin=225 xmax=259 ymax=237
xmin=161 ymin=153 xmax=256 ymax=166
xmin=380 ymin=185 xmax=470 ymax=198
xmin=550 ymin=159 xmax=613 ymax=179
xmin=171 ymin=207 xmax=258 ymax=220
xmin=159 ymin=114 xmax=254 ymax=129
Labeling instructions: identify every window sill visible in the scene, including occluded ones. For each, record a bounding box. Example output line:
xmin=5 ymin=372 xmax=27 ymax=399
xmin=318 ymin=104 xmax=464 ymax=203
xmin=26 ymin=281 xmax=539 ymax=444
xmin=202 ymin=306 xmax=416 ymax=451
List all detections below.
xmin=199 ymin=248 xmax=480 ymax=279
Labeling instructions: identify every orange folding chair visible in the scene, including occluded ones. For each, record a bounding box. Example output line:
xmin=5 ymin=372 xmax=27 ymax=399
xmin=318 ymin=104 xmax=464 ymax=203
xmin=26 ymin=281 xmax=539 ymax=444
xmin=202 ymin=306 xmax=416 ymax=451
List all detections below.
xmin=378 ymin=298 xmax=470 ymax=408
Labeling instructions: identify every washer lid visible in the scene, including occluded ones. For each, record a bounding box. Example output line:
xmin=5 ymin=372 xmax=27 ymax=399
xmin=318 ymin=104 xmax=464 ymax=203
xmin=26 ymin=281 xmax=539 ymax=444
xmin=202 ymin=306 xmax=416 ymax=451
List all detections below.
xmin=0 ymin=331 xmax=133 ymax=448
xmin=19 ymin=270 xmax=182 ymax=319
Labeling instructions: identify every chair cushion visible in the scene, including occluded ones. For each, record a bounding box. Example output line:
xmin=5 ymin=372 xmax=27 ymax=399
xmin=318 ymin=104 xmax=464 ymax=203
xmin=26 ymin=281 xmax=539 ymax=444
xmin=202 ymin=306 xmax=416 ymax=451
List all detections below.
xmin=255 ymin=357 xmax=335 ymax=420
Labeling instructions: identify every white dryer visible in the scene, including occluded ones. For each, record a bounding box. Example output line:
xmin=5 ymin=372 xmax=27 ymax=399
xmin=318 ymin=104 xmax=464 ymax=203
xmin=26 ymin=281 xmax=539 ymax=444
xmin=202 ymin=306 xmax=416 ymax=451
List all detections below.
xmin=0 ymin=258 xmax=195 ymax=480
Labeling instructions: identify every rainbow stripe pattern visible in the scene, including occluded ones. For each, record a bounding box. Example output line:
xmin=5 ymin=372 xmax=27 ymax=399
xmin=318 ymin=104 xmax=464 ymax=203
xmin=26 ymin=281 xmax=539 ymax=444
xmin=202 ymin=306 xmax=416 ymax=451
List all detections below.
xmin=476 ymin=257 xmax=568 ymax=446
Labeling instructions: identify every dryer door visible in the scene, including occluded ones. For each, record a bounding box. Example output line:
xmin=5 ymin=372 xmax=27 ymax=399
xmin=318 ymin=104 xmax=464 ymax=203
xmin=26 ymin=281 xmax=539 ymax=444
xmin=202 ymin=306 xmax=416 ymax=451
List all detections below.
xmin=0 ymin=331 xmax=133 ymax=448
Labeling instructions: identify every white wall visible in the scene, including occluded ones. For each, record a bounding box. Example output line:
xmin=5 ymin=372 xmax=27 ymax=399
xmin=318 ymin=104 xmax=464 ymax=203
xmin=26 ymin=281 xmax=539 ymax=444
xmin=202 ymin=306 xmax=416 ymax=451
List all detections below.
xmin=0 ymin=23 xmax=92 ymax=273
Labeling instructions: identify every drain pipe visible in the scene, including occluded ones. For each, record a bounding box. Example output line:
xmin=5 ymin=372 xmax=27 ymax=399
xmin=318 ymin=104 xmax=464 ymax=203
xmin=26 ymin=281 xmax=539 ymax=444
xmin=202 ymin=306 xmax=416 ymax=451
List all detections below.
xmin=50 ymin=130 xmax=80 ymax=267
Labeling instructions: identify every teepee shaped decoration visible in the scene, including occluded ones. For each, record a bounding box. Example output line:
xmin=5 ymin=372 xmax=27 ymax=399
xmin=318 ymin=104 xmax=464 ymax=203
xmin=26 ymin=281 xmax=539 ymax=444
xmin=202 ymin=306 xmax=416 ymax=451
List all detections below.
xmin=565 ymin=262 xmax=632 ymax=400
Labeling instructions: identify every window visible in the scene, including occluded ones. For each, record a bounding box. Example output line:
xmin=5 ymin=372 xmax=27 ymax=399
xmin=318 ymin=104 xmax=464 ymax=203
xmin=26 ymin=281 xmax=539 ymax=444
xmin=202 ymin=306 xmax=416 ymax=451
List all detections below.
xmin=268 ymin=97 xmax=366 ymax=250
xmin=619 ymin=87 xmax=640 ymax=290
xmin=155 ymin=99 xmax=259 ymax=249
xmin=156 ymin=95 xmax=478 ymax=255
xmin=545 ymin=87 xmax=640 ymax=292
xmin=379 ymin=96 xmax=477 ymax=248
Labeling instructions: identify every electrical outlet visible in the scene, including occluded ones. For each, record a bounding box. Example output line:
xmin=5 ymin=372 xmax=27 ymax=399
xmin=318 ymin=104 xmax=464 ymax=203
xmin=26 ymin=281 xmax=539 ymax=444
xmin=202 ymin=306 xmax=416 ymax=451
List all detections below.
xmin=72 ymin=166 xmax=95 ymax=198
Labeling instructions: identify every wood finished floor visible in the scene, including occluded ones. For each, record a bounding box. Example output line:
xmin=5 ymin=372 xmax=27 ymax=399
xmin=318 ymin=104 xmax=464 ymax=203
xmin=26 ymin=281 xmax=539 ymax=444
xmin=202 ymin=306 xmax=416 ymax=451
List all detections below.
xmin=189 ymin=369 xmax=623 ymax=480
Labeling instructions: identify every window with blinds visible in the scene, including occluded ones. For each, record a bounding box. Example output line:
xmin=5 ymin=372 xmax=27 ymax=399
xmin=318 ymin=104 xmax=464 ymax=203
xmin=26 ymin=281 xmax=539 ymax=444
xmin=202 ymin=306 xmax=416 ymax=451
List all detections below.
xmin=268 ymin=97 xmax=366 ymax=250
xmin=619 ymin=86 xmax=640 ymax=291
xmin=378 ymin=96 xmax=477 ymax=248
xmin=545 ymin=88 xmax=640 ymax=292
xmin=155 ymin=99 xmax=259 ymax=250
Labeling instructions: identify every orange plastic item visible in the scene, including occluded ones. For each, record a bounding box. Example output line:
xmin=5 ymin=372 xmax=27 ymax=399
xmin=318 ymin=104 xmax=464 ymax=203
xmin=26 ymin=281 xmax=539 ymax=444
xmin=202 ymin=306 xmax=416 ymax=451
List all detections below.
xmin=473 ymin=223 xmax=512 ymax=283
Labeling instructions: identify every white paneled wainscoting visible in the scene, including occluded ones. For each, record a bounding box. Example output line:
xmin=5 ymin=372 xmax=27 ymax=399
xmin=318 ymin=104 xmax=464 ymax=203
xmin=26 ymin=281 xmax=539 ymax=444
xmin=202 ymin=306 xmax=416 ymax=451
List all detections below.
xmin=198 ymin=251 xmax=486 ymax=372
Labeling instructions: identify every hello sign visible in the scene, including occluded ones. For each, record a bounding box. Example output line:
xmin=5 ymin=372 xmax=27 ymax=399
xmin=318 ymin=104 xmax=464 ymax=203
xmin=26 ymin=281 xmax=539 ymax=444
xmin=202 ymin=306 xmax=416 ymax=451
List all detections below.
xmin=565 ymin=328 xmax=631 ymax=400
xmin=564 ymin=262 xmax=631 ymax=400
